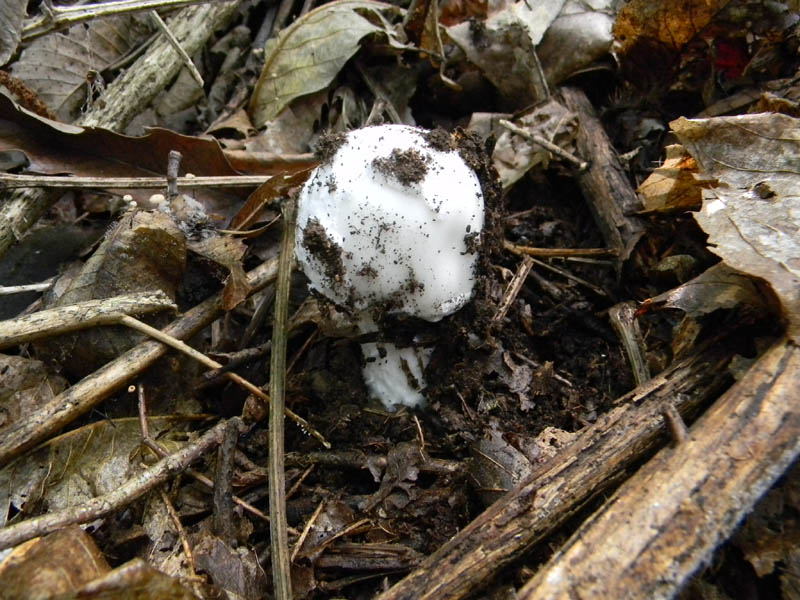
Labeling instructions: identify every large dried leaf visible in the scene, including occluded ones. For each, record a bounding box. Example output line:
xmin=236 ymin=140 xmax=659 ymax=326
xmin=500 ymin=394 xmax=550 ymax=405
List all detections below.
xmin=34 ymin=210 xmax=186 ymax=377
xmin=249 ymin=0 xmax=402 ymax=128
xmin=446 ymin=0 xmax=564 ymax=107
xmin=672 ymin=113 xmax=800 ymax=339
xmin=10 ymin=15 xmax=152 ymax=122
xmin=0 ymin=94 xmax=244 ymax=213
xmin=0 ymin=0 xmax=26 ymax=67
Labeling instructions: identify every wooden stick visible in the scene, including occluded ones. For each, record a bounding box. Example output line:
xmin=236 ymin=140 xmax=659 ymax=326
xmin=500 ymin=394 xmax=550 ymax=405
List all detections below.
xmin=0 ymin=291 xmax=176 ymax=349
xmin=559 ymin=87 xmax=644 ymax=260
xmin=519 ymin=338 xmax=800 ymax=599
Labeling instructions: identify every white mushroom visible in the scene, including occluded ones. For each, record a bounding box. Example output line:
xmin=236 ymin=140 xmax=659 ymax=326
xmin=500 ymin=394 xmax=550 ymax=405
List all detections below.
xmin=295 ymin=124 xmax=485 ymax=408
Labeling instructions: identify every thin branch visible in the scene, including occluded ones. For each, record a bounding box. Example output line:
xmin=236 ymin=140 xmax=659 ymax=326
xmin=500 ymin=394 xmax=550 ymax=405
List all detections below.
xmin=149 ymin=11 xmax=205 ymax=89
xmin=504 ymin=240 xmax=617 ymax=258
xmin=0 ymin=291 xmax=176 ymax=350
xmin=498 ymin=118 xmax=588 ymax=171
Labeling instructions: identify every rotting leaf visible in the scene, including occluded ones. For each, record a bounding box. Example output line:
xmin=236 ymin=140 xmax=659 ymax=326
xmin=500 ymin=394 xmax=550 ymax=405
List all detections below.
xmin=672 ymin=113 xmax=800 ymax=340
xmin=0 ymin=0 xmax=26 ymax=67
xmin=33 ymin=210 xmax=186 ymax=377
xmin=0 ymin=416 xmax=197 ymax=524
xmin=470 ymin=99 xmax=578 ymax=188
xmin=0 ymin=354 xmax=69 ymax=431
xmin=249 ymin=0 xmax=404 ymax=128
xmin=10 ymin=15 xmax=153 ymax=122
xmin=193 ymin=533 xmax=268 ymax=599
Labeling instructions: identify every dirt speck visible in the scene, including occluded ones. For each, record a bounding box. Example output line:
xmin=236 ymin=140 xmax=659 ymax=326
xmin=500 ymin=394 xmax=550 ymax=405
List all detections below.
xmin=302 ymin=218 xmax=345 ymax=284
xmin=315 ymin=131 xmax=348 ymax=164
xmin=373 ymin=148 xmax=429 ymax=186
xmin=423 ymin=128 xmax=453 ymax=152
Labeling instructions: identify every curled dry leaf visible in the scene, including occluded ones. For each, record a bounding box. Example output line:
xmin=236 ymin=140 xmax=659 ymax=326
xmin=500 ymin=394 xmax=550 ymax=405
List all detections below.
xmin=249 ymin=0 xmax=404 ymax=128
xmin=636 ymin=144 xmax=708 ymax=213
xmin=646 ymin=262 xmax=774 ymax=320
xmin=187 ymin=233 xmax=250 ymax=311
xmin=672 ymin=113 xmax=800 ymax=340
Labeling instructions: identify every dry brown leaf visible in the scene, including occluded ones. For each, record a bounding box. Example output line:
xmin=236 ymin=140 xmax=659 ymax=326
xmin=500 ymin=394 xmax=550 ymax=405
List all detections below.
xmin=0 ymin=526 xmax=110 ymax=598
xmin=672 ymin=113 xmax=800 ymax=340
xmin=636 ymin=144 xmax=709 ymax=213
xmin=613 ymin=0 xmax=730 ymax=55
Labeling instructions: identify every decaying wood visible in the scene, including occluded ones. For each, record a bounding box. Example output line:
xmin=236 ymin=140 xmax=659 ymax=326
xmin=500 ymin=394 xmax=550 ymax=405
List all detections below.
xmin=559 ymin=86 xmax=644 ymax=258
xmin=0 ymin=418 xmax=240 ymax=551
xmin=0 ymin=291 xmax=176 ymax=349
xmin=518 ymin=338 xmax=800 ymax=600
xmin=376 ymin=342 xmax=735 ymax=600
xmin=0 ymin=1 xmax=241 ymax=258
xmin=0 ymin=257 xmax=278 ymax=468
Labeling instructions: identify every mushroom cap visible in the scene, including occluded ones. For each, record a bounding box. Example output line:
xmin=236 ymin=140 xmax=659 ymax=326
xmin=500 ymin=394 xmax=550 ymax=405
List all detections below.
xmin=295 ymin=124 xmax=484 ymax=322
